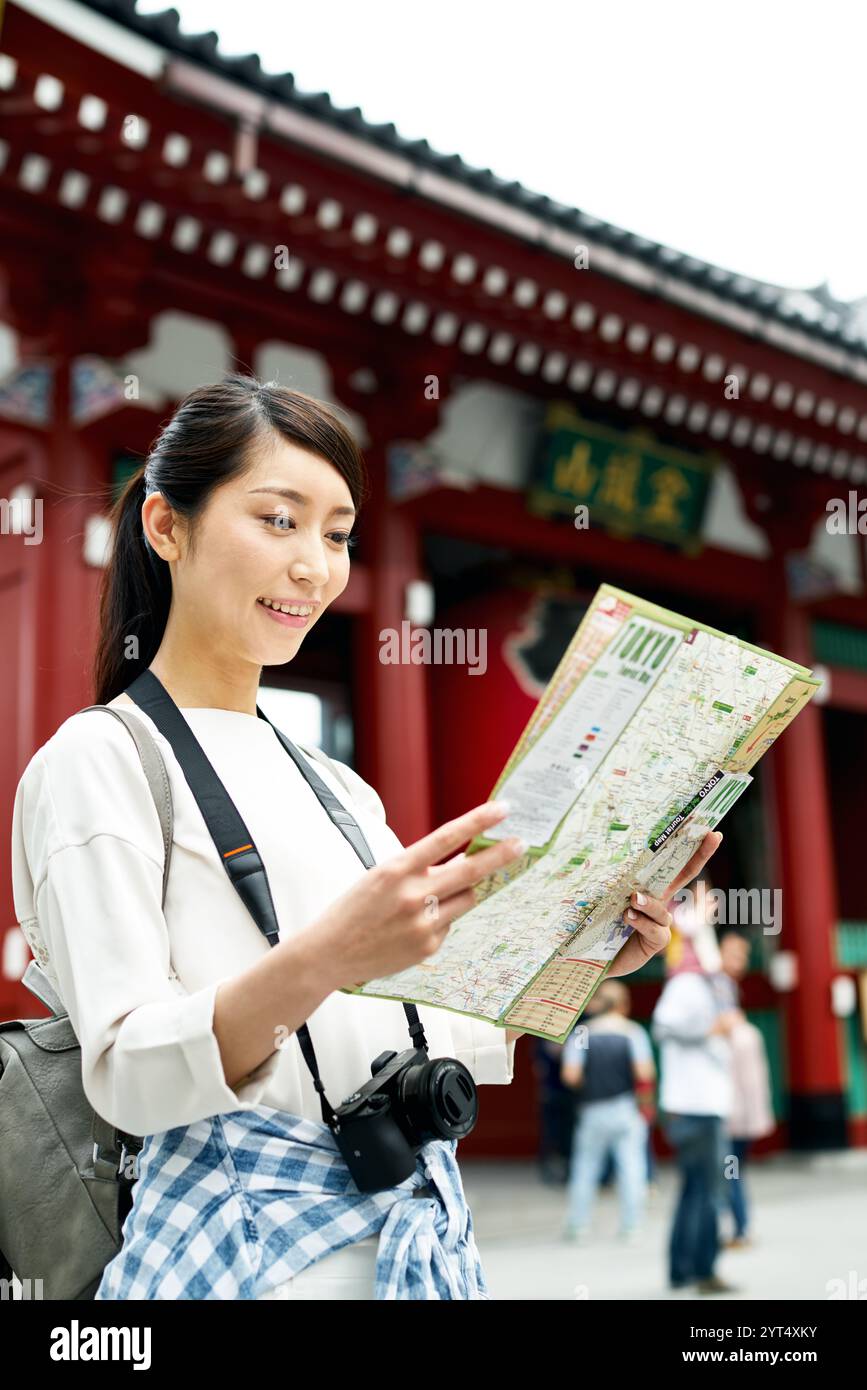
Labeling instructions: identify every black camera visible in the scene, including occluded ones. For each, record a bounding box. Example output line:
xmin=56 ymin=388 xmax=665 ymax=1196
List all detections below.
xmin=330 ymin=1046 xmax=478 ymax=1193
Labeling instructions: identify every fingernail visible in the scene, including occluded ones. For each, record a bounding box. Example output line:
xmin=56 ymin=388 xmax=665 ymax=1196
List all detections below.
xmin=509 ymin=838 xmax=526 ymax=855
xmin=491 ymin=800 xmax=511 ymax=814
xmin=626 ymin=908 xmax=637 ymax=919
xmin=636 ymin=892 xmax=647 ymax=906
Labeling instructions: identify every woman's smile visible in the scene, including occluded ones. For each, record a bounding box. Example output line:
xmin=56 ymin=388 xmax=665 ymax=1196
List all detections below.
xmin=255 ymin=596 xmax=315 ymax=628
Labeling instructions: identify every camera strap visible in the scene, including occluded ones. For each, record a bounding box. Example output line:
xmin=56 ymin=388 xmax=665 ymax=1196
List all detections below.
xmin=122 ymin=668 xmax=430 ymax=1130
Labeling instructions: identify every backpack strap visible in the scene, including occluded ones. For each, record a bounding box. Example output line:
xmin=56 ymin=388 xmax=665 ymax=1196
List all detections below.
xmin=21 ymin=707 xmax=173 ymax=1022
xmin=54 ymin=705 xmax=172 ymax=1171
xmin=78 ymin=705 xmax=173 ymax=909
xmin=21 ymin=958 xmax=65 ymax=1016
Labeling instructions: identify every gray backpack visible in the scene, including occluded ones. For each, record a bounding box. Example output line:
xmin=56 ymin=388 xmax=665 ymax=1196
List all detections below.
xmin=0 ymin=706 xmax=173 ymax=1300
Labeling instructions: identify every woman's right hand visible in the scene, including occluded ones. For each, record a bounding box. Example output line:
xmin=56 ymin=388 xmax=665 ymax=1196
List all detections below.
xmin=309 ymin=801 xmax=525 ymax=990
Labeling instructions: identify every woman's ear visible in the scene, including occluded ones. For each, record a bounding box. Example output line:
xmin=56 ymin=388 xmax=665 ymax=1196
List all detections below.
xmin=143 ymin=492 xmax=185 ymax=561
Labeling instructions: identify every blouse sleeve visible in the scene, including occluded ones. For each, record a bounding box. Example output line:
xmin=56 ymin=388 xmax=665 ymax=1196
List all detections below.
xmin=11 ymin=717 xmax=281 ymax=1137
xmin=310 ymin=749 xmax=517 ymax=1086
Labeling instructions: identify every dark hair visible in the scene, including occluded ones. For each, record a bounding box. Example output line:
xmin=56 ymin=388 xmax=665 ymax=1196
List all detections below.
xmin=718 ymin=929 xmax=750 ymax=947
xmin=93 ymin=374 xmax=369 ymax=705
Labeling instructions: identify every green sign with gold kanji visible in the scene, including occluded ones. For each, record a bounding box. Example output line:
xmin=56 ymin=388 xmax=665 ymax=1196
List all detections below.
xmin=528 ymin=403 xmax=717 ymax=554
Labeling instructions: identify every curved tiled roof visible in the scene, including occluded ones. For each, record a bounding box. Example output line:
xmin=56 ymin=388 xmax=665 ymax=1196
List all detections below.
xmin=76 ymin=0 xmax=867 ymax=356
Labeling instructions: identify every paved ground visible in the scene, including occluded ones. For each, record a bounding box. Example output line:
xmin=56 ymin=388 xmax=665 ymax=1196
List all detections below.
xmin=10 ymin=1147 xmax=862 ymax=1304
xmin=460 ymin=1148 xmax=867 ymax=1300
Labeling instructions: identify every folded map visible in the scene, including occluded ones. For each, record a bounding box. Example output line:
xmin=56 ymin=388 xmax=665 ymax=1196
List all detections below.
xmin=346 ymin=583 xmax=819 ymax=1043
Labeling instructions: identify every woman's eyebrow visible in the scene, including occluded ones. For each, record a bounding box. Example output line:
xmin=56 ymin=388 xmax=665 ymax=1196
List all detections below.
xmin=247 ymin=486 xmax=356 ymax=518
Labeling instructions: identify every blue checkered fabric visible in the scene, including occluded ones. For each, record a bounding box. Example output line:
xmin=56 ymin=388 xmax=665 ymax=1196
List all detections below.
xmin=94 ymin=1105 xmax=491 ymax=1300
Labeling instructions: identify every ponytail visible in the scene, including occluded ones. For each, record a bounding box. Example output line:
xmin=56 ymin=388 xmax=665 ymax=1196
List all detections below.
xmin=92 ymin=465 xmax=172 ymax=705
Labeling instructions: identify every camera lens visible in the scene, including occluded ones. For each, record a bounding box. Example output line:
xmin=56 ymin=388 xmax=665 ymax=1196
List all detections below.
xmin=399 ymin=1057 xmax=478 ymax=1140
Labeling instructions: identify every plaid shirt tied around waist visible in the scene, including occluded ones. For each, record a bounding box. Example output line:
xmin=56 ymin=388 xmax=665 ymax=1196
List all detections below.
xmin=94 ymin=1104 xmax=491 ymax=1300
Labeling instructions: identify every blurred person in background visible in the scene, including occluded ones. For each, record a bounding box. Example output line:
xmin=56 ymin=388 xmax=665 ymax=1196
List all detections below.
xmin=560 ymin=980 xmax=655 ymax=1244
xmin=534 ymin=992 xmax=609 ymax=1185
xmin=595 ymin=986 xmax=660 ymax=1198
xmin=651 ymin=879 xmax=741 ymax=1295
xmin=717 ymin=929 xmax=775 ymax=1249
xmin=532 ymin=1036 xmax=577 ymax=1184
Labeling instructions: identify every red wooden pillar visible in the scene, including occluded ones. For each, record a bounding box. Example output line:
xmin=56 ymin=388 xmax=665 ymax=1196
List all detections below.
xmin=761 ymin=573 xmax=847 ymax=1149
xmin=0 ymin=421 xmax=45 ymax=1016
xmin=341 ymin=374 xmax=446 ymax=847
xmin=734 ymin=470 xmax=848 ymax=1149
xmin=1 ymin=344 xmax=102 ymax=1012
xmin=45 ymin=352 xmax=104 ymax=723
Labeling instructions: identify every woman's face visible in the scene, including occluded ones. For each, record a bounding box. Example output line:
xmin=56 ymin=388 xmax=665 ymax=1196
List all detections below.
xmin=146 ymin=435 xmax=356 ymax=669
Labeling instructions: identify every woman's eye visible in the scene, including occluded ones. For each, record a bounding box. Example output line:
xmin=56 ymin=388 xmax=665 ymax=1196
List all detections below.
xmin=261 ymin=516 xmax=357 ymax=548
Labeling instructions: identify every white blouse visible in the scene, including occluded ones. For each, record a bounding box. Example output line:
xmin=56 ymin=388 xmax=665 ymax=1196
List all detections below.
xmin=10 ymin=699 xmax=516 ymax=1137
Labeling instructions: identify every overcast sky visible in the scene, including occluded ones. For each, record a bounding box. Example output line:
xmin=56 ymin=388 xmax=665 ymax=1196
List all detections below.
xmin=138 ymin=0 xmax=867 ymax=302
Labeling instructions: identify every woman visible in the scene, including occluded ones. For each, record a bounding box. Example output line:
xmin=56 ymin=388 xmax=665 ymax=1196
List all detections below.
xmin=717 ymin=930 xmax=775 ymax=1248
xmin=11 ymin=374 xmax=717 ymax=1299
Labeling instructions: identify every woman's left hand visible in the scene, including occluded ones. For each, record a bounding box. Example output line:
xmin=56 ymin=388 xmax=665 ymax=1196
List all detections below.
xmin=494 ymin=829 xmax=723 ymax=1042
xmin=606 ymin=829 xmax=723 ymax=979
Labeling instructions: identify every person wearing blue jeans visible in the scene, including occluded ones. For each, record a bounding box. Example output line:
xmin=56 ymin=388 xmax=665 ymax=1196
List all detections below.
xmin=566 ymin=1091 xmax=649 ymax=1237
xmin=726 ymin=1135 xmax=751 ymax=1239
xmin=560 ymin=981 xmax=655 ymax=1239
xmin=661 ymin=1112 xmax=726 ymax=1285
xmin=651 ymin=896 xmax=741 ymax=1294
